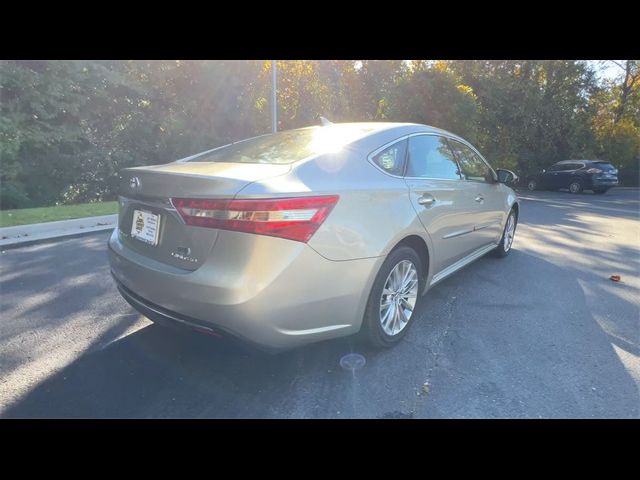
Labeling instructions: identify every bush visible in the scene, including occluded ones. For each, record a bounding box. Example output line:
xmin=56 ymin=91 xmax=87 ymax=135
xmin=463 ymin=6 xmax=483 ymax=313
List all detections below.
xmin=0 ymin=181 xmax=33 ymax=209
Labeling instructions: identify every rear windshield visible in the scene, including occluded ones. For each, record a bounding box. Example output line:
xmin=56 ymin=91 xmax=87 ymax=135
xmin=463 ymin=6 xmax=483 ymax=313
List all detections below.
xmin=187 ymin=125 xmax=375 ymax=164
xmin=593 ymin=162 xmax=617 ymax=171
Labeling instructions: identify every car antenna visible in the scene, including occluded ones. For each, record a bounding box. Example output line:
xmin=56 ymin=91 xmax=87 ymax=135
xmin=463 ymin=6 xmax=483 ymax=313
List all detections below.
xmin=320 ymin=116 xmax=333 ymax=126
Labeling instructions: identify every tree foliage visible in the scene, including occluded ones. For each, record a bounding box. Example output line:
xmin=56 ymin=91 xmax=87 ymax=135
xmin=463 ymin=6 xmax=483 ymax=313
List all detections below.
xmin=1 ymin=59 xmax=638 ymax=209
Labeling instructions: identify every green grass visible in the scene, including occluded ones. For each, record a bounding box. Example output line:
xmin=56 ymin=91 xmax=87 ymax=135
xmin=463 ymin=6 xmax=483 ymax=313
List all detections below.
xmin=0 ymin=201 xmax=118 ymax=228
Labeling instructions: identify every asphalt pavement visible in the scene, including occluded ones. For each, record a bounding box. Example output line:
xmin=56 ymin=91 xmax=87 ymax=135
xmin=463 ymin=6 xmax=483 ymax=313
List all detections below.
xmin=1 ymin=188 xmax=638 ymax=418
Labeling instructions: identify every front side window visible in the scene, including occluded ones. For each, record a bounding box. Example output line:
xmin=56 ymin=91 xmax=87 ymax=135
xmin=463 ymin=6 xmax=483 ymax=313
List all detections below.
xmin=558 ymin=163 xmax=577 ymax=171
xmin=556 ymin=163 xmax=581 ymax=171
xmin=371 ymin=139 xmax=407 ymax=176
xmin=405 ymin=135 xmax=461 ymax=180
xmin=449 ymin=140 xmax=494 ymax=183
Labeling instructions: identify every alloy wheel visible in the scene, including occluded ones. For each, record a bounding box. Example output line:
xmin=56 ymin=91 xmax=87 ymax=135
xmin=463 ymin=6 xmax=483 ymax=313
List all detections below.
xmin=379 ymin=260 xmax=418 ymax=336
xmin=504 ymin=214 xmax=515 ymax=252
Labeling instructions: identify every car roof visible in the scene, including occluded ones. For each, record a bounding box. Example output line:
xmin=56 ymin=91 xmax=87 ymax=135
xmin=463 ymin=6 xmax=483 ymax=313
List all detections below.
xmin=324 ymin=121 xmax=444 ymax=131
xmin=555 ymin=159 xmax=609 ymax=164
xmin=303 ymin=121 xmax=467 ymax=143
xmin=290 ymin=121 xmax=446 ymax=133
xmin=323 ymin=121 xmax=455 ymax=135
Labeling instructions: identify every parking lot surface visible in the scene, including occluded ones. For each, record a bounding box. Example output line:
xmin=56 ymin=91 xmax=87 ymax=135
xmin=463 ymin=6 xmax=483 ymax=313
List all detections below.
xmin=1 ymin=188 xmax=638 ymax=418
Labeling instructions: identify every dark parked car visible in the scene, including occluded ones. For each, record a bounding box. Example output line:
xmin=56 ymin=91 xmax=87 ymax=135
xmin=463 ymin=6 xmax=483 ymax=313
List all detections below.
xmin=526 ymin=160 xmax=619 ymax=194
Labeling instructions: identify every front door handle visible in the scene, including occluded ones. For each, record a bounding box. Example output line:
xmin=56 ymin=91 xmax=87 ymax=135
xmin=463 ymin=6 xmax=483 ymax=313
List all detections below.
xmin=475 ymin=195 xmax=484 ymax=203
xmin=417 ymin=195 xmax=435 ymax=207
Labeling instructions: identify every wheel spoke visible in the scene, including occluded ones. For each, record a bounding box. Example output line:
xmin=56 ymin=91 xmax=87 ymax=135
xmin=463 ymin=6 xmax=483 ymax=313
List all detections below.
xmin=381 ymin=302 xmax=394 ymax=327
xmin=397 ymin=304 xmax=408 ymax=326
xmin=394 ymin=263 xmax=405 ymax=289
xmin=400 ymin=269 xmax=416 ymax=292
xmin=392 ymin=305 xmax=401 ymax=334
xmin=390 ymin=268 xmax=398 ymax=290
xmin=401 ymin=276 xmax=418 ymax=294
xmin=400 ymin=297 xmax=414 ymax=312
xmin=399 ymin=262 xmax=412 ymax=288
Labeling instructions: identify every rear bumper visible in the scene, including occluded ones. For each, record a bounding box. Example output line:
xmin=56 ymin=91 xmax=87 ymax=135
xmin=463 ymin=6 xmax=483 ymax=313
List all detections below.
xmin=108 ymin=228 xmax=382 ymax=350
xmin=590 ymin=178 xmax=618 ymax=188
xmin=115 ymin=279 xmax=227 ymax=336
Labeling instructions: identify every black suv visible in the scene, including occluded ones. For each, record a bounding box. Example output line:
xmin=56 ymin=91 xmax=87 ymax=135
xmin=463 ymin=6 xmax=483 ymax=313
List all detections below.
xmin=526 ymin=160 xmax=619 ymax=194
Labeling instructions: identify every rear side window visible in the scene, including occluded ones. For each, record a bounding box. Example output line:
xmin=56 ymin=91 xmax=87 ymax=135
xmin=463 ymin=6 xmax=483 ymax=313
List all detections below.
xmin=187 ymin=125 xmax=375 ymax=164
xmin=449 ymin=140 xmax=494 ymax=183
xmin=406 ymin=135 xmax=461 ymax=179
xmin=371 ymin=139 xmax=407 ymax=176
xmin=593 ymin=162 xmax=617 ymax=172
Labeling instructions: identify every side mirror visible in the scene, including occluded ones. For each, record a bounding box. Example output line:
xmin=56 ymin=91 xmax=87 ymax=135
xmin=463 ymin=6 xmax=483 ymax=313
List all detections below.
xmin=496 ymin=168 xmax=518 ymax=185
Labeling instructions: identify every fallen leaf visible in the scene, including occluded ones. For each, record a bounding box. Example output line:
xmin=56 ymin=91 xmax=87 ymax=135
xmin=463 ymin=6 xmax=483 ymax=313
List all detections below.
xmin=609 ymin=275 xmax=621 ymax=282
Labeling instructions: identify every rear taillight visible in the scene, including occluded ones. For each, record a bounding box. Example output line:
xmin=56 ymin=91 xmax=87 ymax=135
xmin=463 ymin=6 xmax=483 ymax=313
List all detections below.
xmin=586 ymin=168 xmax=603 ymax=174
xmin=171 ymin=195 xmax=339 ymax=243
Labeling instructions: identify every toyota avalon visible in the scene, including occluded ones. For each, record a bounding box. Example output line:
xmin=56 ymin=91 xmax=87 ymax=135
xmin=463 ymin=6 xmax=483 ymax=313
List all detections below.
xmin=109 ymin=122 xmax=519 ymax=351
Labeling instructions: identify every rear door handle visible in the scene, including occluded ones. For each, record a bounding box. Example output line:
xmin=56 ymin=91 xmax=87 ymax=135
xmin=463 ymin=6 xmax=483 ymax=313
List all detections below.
xmin=417 ymin=194 xmax=435 ymax=207
xmin=475 ymin=195 xmax=484 ymax=203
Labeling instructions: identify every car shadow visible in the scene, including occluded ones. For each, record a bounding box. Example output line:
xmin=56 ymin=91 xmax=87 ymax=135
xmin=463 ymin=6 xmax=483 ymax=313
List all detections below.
xmin=3 ymin=248 xmax=638 ymax=418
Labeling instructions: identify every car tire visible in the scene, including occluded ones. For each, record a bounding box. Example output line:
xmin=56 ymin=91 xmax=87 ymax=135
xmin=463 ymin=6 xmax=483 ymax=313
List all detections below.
xmin=527 ymin=179 xmax=537 ymax=191
xmin=493 ymin=209 xmax=517 ymax=258
xmin=362 ymin=246 xmax=424 ymax=348
xmin=568 ymin=180 xmax=583 ymax=194
xmin=593 ymin=188 xmax=607 ymax=194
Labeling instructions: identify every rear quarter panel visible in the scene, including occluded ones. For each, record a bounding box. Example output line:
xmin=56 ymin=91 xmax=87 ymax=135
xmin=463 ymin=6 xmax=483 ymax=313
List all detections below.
xmin=234 ymin=129 xmax=434 ymax=265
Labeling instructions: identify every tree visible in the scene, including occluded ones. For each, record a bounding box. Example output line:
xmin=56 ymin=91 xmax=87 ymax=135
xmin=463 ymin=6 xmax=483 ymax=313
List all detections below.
xmin=589 ymin=62 xmax=640 ymax=183
xmin=1 ymin=59 xmax=637 ymax=208
xmin=608 ymin=60 xmax=640 ymax=123
xmin=381 ymin=61 xmax=479 ymax=142
xmin=447 ymin=60 xmax=598 ymax=174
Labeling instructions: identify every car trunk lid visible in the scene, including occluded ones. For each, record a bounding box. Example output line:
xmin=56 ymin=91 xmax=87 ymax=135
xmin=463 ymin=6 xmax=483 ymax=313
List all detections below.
xmin=117 ymin=162 xmax=290 ymax=271
xmin=592 ymin=162 xmax=618 ymax=181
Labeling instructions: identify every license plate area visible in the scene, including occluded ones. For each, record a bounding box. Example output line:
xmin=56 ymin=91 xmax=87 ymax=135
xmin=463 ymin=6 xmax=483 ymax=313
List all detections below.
xmin=131 ymin=209 xmax=161 ymax=246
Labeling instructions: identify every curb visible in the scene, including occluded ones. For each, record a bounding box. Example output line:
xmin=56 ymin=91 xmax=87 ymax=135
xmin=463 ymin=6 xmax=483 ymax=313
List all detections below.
xmin=0 ymin=214 xmax=118 ymax=249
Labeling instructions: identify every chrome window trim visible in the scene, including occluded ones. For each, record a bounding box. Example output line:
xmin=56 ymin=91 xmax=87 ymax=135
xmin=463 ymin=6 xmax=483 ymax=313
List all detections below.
xmin=366 ymin=135 xmax=410 ymax=179
xmin=367 ymin=132 xmax=468 ymax=181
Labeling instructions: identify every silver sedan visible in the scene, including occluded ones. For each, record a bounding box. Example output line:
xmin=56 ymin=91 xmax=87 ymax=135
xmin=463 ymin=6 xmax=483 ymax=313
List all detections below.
xmin=109 ymin=122 xmax=519 ymax=351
